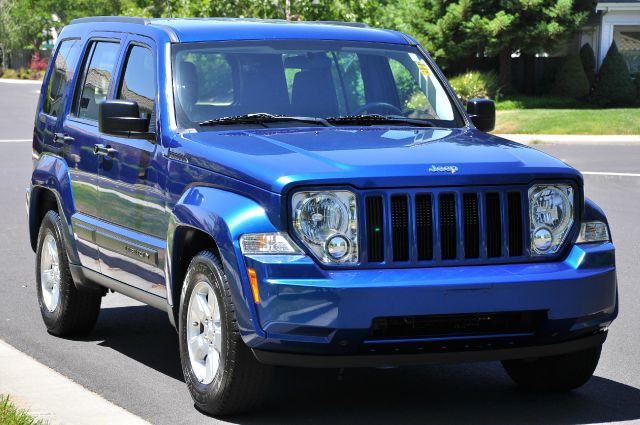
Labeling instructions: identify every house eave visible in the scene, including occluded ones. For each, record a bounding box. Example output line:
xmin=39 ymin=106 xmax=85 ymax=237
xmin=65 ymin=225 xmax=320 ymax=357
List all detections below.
xmin=596 ymin=2 xmax=640 ymax=12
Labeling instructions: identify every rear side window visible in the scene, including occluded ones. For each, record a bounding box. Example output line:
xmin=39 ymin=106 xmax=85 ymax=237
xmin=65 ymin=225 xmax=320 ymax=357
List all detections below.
xmin=118 ymin=45 xmax=156 ymax=130
xmin=43 ymin=39 xmax=81 ymax=118
xmin=75 ymin=41 xmax=120 ymax=121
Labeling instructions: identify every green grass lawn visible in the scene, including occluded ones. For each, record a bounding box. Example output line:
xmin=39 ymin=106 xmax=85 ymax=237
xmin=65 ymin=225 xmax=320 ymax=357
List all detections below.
xmin=0 ymin=396 xmax=46 ymax=425
xmin=493 ymin=108 xmax=640 ymax=135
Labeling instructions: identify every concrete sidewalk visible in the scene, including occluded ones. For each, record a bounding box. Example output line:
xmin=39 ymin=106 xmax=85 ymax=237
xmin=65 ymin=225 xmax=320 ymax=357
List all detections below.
xmin=0 ymin=339 xmax=150 ymax=425
xmin=496 ymin=134 xmax=640 ymax=144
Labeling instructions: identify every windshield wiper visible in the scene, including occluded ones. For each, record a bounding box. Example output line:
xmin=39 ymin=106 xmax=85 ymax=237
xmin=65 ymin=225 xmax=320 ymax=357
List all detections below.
xmin=199 ymin=113 xmax=331 ymax=127
xmin=326 ymin=114 xmax=434 ymax=127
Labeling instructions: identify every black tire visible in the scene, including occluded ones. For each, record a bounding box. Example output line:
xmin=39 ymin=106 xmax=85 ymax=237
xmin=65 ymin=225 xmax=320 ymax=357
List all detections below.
xmin=178 ymin=250 xmax=272 ymax=416
xmin=502 ymin=344 xmax=602 ymax=392
xmin=36 ymin=210 xmax=102 ymax=336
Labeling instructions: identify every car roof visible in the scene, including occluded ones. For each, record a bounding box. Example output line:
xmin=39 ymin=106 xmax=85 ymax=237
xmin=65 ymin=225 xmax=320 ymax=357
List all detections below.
xmin=68 ymin=17 xmax=412 ymax=45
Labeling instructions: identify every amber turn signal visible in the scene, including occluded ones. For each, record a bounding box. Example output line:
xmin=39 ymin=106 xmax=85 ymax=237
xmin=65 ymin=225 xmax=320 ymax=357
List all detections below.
xmin=247 ymin=268 xmax=260 ymax=304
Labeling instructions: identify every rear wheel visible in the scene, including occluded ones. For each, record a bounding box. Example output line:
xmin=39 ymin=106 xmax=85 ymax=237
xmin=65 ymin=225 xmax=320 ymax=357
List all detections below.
xmin=36 ymin=210 xmax=102 ymax=336
xmin=502 ymin=345 xmax=602 ymax=392
xmin=178 ymin=251 xmax=272 ymax=416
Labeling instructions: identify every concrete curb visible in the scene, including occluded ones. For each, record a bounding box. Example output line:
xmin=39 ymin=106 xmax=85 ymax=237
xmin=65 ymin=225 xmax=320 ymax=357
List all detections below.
xmin=0 ymin=78 xmax=42 ymax=85
xmin=496 ymin=134 xmax=640 ymax=144
xmin=0 ymin=339 xmax=150 ymax=425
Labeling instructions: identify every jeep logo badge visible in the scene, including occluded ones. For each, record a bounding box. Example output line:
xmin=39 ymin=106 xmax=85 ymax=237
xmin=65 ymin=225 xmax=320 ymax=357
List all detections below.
xmin=429 ymin=165 xmax=458 ymax=174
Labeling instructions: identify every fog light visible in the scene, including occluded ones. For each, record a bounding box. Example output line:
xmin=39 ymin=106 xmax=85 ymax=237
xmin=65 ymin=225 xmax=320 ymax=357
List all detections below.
xmin=533 ymin=227 xmax=553 ymax=252
xmin=325 ymin=234 xmax=350 ymax=260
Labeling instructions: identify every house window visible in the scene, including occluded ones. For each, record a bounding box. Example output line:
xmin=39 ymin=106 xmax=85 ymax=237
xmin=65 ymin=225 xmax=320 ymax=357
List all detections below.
xmin=614 ymin=26 xmax=640 ymax=75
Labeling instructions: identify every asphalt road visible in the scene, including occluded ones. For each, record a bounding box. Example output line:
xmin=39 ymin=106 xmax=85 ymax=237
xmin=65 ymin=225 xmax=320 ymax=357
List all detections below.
xmin=1 ymin=80 xmax=639 ymax=425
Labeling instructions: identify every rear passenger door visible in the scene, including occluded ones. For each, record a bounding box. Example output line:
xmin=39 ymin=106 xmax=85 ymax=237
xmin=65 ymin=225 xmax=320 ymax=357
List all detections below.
xmin=95 ymin=36 xmax=168 ymax=297
xmin=62 ymin=37 xmax=123 ymax=272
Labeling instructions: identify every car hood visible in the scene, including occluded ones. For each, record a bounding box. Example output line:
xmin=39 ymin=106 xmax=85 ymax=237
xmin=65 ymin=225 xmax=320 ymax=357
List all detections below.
xmin=172 ymin=127 xmax=581 ymax=193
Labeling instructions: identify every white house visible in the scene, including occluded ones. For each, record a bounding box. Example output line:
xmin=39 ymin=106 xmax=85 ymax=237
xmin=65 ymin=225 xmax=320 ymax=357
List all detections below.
xmin=580 ymin=1 xmax=640 ymax=73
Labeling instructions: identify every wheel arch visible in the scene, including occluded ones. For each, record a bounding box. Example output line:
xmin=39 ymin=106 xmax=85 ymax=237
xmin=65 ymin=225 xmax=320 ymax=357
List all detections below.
xmin=29 ymin=154 xmax=79 ymax=264
xmin=166 ymin=186 xmax=279 ymax=342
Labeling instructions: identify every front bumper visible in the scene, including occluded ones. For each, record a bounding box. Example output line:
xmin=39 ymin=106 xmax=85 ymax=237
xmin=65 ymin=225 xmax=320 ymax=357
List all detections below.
xmin=242 ymin=242 xmax=617 ymax=366
xmin=253 ymin=331 xmax=607 ymax=368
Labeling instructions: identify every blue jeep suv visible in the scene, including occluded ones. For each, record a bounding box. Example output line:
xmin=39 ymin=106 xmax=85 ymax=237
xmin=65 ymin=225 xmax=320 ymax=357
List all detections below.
xmin=28 ymin=17 xmax=617 ymax=415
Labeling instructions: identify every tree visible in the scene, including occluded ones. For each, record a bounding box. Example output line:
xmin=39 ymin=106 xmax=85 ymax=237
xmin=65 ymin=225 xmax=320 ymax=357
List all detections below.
xmin=382 ymin=0 xmax=592 ymax=91
xmin=579 ymin=42 xmax=596 ymax=88
xmin=0 ymin=0 xmax=121 ymax=52
xmin=553 ymin=53 xmax=590 ymax=98
xmin=593 ymin=41 xmax=637 ymax=106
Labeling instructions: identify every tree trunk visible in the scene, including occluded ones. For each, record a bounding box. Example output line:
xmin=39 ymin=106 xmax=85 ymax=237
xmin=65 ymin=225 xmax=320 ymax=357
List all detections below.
xmin=285 ymin=0 xmax=291 ymax=20
xmin=499 ymin=49 xmax=513 ymax=93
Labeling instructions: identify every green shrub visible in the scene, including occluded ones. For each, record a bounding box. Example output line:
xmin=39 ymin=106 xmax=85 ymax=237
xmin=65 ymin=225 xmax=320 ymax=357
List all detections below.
xmin=1 ymin=68 xmax=18 ymax=79
xmin=449 ymin=70 xmax=500 ymax=104
xmin=580 ymin=43 xmax=597 ymax=88
xmin=553 ymin=53 xmax=590 ymax=99
xmin=17 ymin=68 xmax=31 ymax=79
xmin=593 ymin=42 xmax=637 ymax=106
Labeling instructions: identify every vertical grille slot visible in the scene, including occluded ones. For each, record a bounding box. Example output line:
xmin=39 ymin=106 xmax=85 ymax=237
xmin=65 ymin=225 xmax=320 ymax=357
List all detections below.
xmin=415 ymin=194 xmax=433 ymax=261
xmin=439 ymin=194 xmax=457 ymax=260
xmin=485 ymin=193 xmax=502 ymax=257
xmin=463 ymin=193 xmax=480 ymax=259
xmin=507 ymin=192 xmax=524 ymax=256
xmin=391 ymin=195 xmax=409 ymax=261
xmin=366 ymin=196 xmax=384 ymax=262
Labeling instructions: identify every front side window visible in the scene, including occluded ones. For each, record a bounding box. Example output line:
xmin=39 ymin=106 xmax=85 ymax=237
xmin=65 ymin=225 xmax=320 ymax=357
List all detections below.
xmin=118 ymin=45 xmax=156 ymax=131
xmin=76 ymin=41 xmax=120 ymax=121
xmin=43 ymin=39 xmax=81 ymax=118
xmin=172 ymin=40 xmax=461 ymax=130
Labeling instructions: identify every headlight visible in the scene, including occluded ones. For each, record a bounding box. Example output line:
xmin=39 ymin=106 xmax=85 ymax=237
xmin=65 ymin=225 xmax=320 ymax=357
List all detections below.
xmin=292 ymin=190 xmax=358 ymax=264
xmin=528 ymin=184 xmax=574 ymax=255
xmin=576 ymin=221 xmax=610 ymax=244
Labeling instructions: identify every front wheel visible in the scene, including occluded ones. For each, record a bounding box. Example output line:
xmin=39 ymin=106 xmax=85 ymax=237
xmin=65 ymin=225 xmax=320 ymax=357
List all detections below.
xmin=178 ymin=251 xmax=272 ymax=416
xmin=502 ymin=344 xmax=602 ymax=392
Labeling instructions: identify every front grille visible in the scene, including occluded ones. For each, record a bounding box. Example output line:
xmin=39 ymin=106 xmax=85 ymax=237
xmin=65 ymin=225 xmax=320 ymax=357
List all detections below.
xmin=368 ymin=311 xmax=547 ymax=340
xmin=364 ymin=187 xmax=528 ymax=265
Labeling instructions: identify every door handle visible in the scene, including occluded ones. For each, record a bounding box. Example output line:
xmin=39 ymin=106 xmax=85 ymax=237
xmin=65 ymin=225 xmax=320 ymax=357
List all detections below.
xmin=93 ymin=144 xmax=118 ymax=158
xmin=54 ymin=133 xmax=74 ymax=144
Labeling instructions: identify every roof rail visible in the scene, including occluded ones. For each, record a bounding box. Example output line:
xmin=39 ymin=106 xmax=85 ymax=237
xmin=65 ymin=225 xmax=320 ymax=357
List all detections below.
xmin=309 ymin=21 xmax=369 ymax=28
xmin=70 ymin=16 xmax=149 ymax=25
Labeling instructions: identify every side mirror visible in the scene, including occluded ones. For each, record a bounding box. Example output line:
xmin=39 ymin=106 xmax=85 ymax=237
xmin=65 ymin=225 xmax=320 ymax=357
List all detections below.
xmin=98 ymin=100 xmax=153 ymax=139
xmin=466 ymin=98 xmax=495 ymax=132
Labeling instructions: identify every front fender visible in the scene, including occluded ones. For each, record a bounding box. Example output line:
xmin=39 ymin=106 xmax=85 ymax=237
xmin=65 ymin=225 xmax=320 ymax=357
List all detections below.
xmin=167 ymin=186 xmax=281 ymax=342
xmin=29 ymin=154 xmax=79 ymax=263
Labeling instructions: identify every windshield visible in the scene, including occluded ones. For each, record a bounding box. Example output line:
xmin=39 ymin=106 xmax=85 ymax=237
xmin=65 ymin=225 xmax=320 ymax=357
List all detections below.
xmin=172 ymin=40 xmax=463 ymax=130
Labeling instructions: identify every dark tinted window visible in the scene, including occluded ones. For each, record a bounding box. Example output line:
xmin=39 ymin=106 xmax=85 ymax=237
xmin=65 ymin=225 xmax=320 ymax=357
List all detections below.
xmin=173 ymin=40 xmax=460 ymax=129
xmin=43 ymin=39 xmax=81 ymax=118
xmin=118 ymin=45 xmax=156 ymax=130
xmin=76 ymin=41 xmax=120 ymax=121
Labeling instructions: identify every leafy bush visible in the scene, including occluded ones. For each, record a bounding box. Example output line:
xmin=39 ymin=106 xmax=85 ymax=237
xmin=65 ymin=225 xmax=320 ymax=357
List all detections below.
xmin=1 ymin=68 xmax=18 ymax=79
xmin=593 ymin=42 xmax=637 ymax=106
xmin=553 ymin=53 xmax=590 ymax=99
xmin=29 ymin=52 xmax=48 ymax=72
xmin=580 ymin=43 xmax=597 ymax=88
xmin=449 ymin=70 xmax=500 ymax=104
xmin=0 ymin=67 xmax=42 ymax=80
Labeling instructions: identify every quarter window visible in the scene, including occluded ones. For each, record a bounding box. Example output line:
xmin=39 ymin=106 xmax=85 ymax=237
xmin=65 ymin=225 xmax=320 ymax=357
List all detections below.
xmin=118 ymin=45 xmax=156 ymax=131
xmin=75 ymin=41 xmax=120 ymax=121
xmin=43 ymin=39 xmax=81 ymax=118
